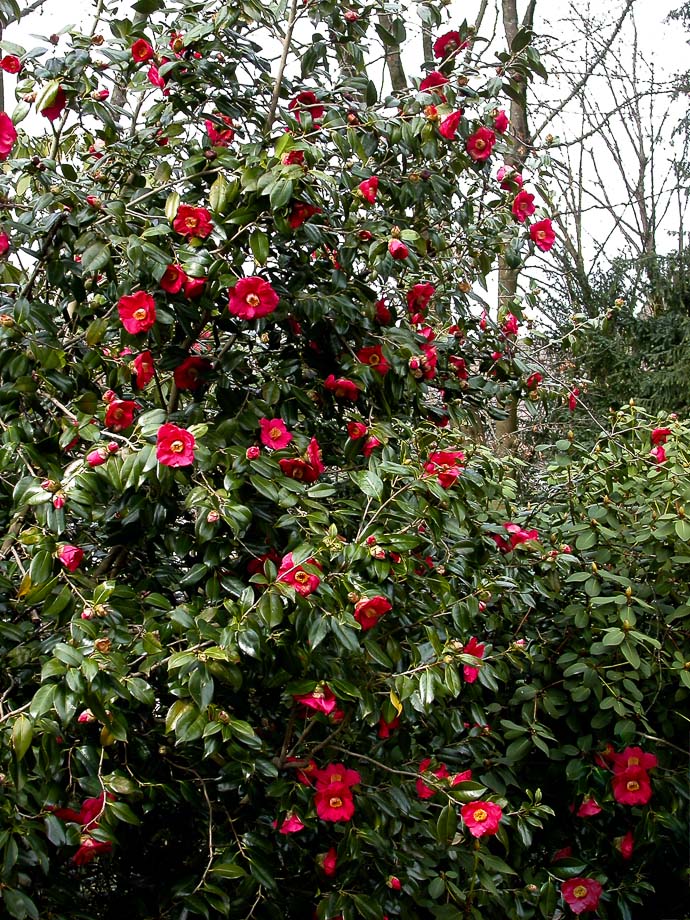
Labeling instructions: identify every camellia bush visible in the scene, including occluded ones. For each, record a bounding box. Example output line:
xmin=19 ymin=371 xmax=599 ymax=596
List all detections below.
xmin=0 ymin=1 xmax=687 ymax=919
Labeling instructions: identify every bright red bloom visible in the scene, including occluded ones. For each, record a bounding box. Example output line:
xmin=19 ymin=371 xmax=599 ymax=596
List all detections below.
xmin=314 ymin=782 xmax=355 ymax=822
xmin=183 ymin=276 xmax=206 ymax=299
xmin=132 ymin=351 xmax=155 ymax=388
xmin=568 ymin=386 xmax=580 ymax=412
xmin=204 ymin=114 xmax=234 ymax=146
xmin=375 ymin=298 xmax=393 ymax=324
xmin=466 ymin=126 xmax=496 ymax=162
xmin=315 ymin=763 xmax=361 ymax=789
xmin=497 ymin=165 xmax=523 ymax=190
xmin=86 ymin=447 xmax=109 ymax=467
xmin=461 ymin=800 xmax=503 ymax=837
xmin=526 ymin=371 xmax=542 ymax=390
xmin=279 ymin=437 xmax=325 ymax=483
xmin=277 ymin=552 xmax=322 ymax=595
xmin=131 ymin=38 xmax=155 ymax=62
xmin=651 ymin=427 xmax=671 ymax=446
xmin=561 ymin=878 xmax=603 ymax=915
xmin=388 ymin=238 xmax=409 ymax=260
xmin=73 ymin=837 xmax=113 ymax=865
xmin=118 ymin=291 xmax=156 ymax=334
xmin=228 ymin=276 xmax=279 ymax=320
xmin=0 ymin=111 xmax=17 ymax=161
xmin=439 ymin=110 xmax=463 ymax=140
xmin=325 ymin=375 xmax=359 ymax=400
xmin=353 ymin=595 xmax=392 ymax=630
xmin=387 ymin=876 xmax=402 ymax=891
xmin=501 ymin=312 xmax=520 ymax=336
xmin=321 ymin=847 xmax=338 ymax=876
xmin=617 ymin=831 xmax=634 ymax=859
xmin=494 ymin=109 xmax=509 ymax=133
xmin=282 ymin=149 xmax=305 ymax=165
xmin=433 ymin=30 xmax=466 ymax=59
xmin=416 ymin=758 xmax=449 ymax=799
xmin=612 ymin=746 xmax=658 ymax=773
xmin=289 ymin=91 xmax=324 ymax=123
xmin=612 ymin=766 xmax=653 ymax=805
xmin=174 ymin=356 xmax=212 ymax=391
xmin=105 ymin=399 xmax=137 ymax=431
xmin=424 ymin=450 xmax=465 ymax=489
xmin=512 ymin=190 xmax=536 ymax=224
xmin=173 ymin=205 xmax=213 ymax=239
xmin=58 ymin=544 xmax=84 ymax=572
xmin=407 ymin=283 xmax=435 ymax=323
xmin=1 ymin=55 xmax=21 ymax=74
xmin=147 ymin=64 xmax=169 ymax=92
xmin=286 ymin=756 xmax=318 ymax=785
xmin=450 ymin=770 xmax=473 ymax=786
xmin=358 ymin=177 xmax=379 ymax=203
xmin=378 ymin=714 xmax=400 ymax=738
xmin=246 ymin=445 xmax=260 ymax=460
xmin=362 ymin=436 xmax=382 ymax=458
xmin=357 ymin=345 xmax=389 ymax=375
xmin=450 ymin=356 xmax=469 ymax=380
xmin=259 ymin=418 xmax=293 ymax=450
xmin=156 ymin=423 xmax=196 ymax=467
xmin=289 ymin=201 xmax=321 ymax=228
xmin=40 ymin=85 xmax=67 ymax=121
xmin=576 ymin=797 xmax=602 ymax=818
xmin=274 ymin=813 xmax=305 ymax=834
xmin=419 ymin=71 xmax=449 ymax=94
xmin=493 ymin=522 xmax=539 ymax=552
xmin=347 ymin=421 xmax=368 ymax=439
xmin=160 ymin=263 xmax=187 ymax=294
xmin=461 ymin=636 xmax=485 ymax=682
xmin=651 ymin=444 xmax=666 ymax=464
xmin=530 ymin=218 xmax=556 ymax=252
xmin=294 ymin=684 xmax=337 ymax=714
xmin=0 ymin=231 xmax=9 ymax=256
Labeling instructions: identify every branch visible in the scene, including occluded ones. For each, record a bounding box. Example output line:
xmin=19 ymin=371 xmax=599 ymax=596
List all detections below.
xmin=264 ymin=0 xmax=299 ymax=132
xmin=378 ymin=11 xmax=407 ymax=93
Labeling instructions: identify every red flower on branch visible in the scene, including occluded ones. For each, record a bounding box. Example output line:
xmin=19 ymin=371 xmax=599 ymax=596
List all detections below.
xmin=439 ymin=110 xmax=463 ymax=140
xmin=118 ymin=291 xmax=156 ymax=334
xmin=228 ymin=276 xmax=279 ymax=320
xmin=160 ymin=263 xmax=187 ymax=294
xmin=347 ymin=421 xmax=368 ymax=439
xmin=156 ymin=423 xmax=196 ymax=467
xmin=433 ymin=31 xmax=467 ymax=59
xmin=494 ymin=109 xmax=509 ymax=133
xmin=259 ymin=418 xmax=293 ymax=450
xmin=293 ymin=684 xmax=337 ymax=714
xmin=357 ymin=345 xmax=389 ymax=376
xmin=530 ymin=218 xmax=556 ymax=252
xmin=424 ymin=450 xmax=465 ymax=489
xmin=419 ymin=71 xmax=449 ymax=95
xmin=561 ymin=878 xmax=603 ymax=915
xmin=0 ymin=55 xmax=21 ymax=74
xmin=289 ymin=90 xmax=325 ymax=123
xmin=314 ymin=781 xmax=355 ymax=822
xmin=466 ymin=126 xmax=496 ymax=162
xmin=277 ymin=552 xmax=322 ymax=595
xmin=58 ymin=544 xmax=84 ymax=572
xmin=131 ymin=38 xmax=155 ymax=62
xmin=416 ymin=758 xmax=448 ymax=800
xmin=406 ymin=283 xmax=435 ymax=323
xmin=512 ymin=190 xmax=536 ymax=224
xmin=461 ymin=636 xmax=485 ymax=682
xmin=173 ymin=205 xmax=213 ymax=239
xmin=40 ymin=85 xmax=67 ymax=121
xmin=353 ymin=595 xmax=392 ymax=630
xmin=105 ymin=399 xmax=138 ymax=431
xmin=273 ymin=813 xmax=305 ymax=834
xmin=315 ymin=763 xmax=361 ymax=789
xmin=460 ymin=800 xmax=503 ymax=837
xmin=289 ymin=201 xmax=321 ymax=228
xmin=0 ymin=112 xmax=18 ymax=160
xmin=358 ymin=177 xmax=379 ymax=203
xmin=279 ymin=437 xmax=325 ymax=483
xmin=174 ymin=356 xmax=212 ymax=391
xmin=325 ymin=375 xmax=359 ymax=400
xmin=204 ymin=113 xmax=234 ymax=146
xmin=132 ymin=351 xmax=155 ymax=388
xmin=388 ymin=238 xmax=409 ymax=260
xmin=611 ymin=766 xmax=652 ymax=805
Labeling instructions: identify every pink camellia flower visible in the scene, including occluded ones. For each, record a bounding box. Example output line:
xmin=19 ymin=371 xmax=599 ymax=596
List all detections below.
xmin=450 ymin=356 xmax=469 ymax=380
xmin=320 ymin=847 xmax=338 ymax=876
xmin=147 ymin=64 xmax=168 ymax=92
xmin=315 ymin=763 xmax=361 ymax=789
xmin=460 ymin=800 xmax=503 ymax=837
xmin=118 ymin=291 xmax=156 ymax=334
xmin=72 ymin=837 xmax=113 ymax=866
xmin=315 ymin=782 xmax=355 ymax=822
xmin=362 ymin=436 xmax=382 ymax=458
xmin=388 ymin=238 xmax=409 ymax=260
xmin=131 ymin=38 xmax=155 ymax=62
xmin=160 ymin=263 xmax=187 ymax=294
xmin=282 ymin=149 xmax=305 ymax=166
xmin=174 ymin=356 xmax=212 ymax=391
xmin=273 ymin=812 xmax=305 ymax=834
xmin=0 ymin=230 xmax=9 ymax=255
xmin=156 ymin=422 xmax=196 ymax=467
xmin=325 ymin=375 xmax=359 ymax=400
xmin=501 ymin=312 xmax=520 ymax=336
xmin=576 ymin=797 xmax=602 ymax=818
xmin=568 ymin=386 xmax=580 ymax=412
xmin=288 ymin=90 xmax=324 ymax=123
xmin=512 ymin=190 xmax=536 ymax=224
xmin=651 ymin=444 xmax=666 ymax=464
xmin=651 ymin=427 xmax=671 ymax=446
xmin=285 ymin=755 xmax=318 ymax=785
xmin=0 ymin=55 xmax=21 ymax=74
xmin=354 ymin=595 xmax=392 ymax=630
xmin=105 ymin=399 xmax=138 ymax=431
xmin=433 ymin=30 xmax=466 ymax=59
xmin=173 ymin=205 xmax=213 ymax=239
xmin=438 ymin=110 xmax=464 ymax=141
xmin=77 ymin=709 xmax=96 ymax=724
xmin=416 ymin=758 xmax=449 ymax=799
xmin=40 ymin=85 xmax=67 ymax=121
xmin=204 ymin=113 xmax=234 ymax=146
xmin=289 ymin=201 xmax=321 ymax=229
xmin=419 ymin=70 xmax=449 ymax=95
xmin=530 ymin=218 xmax=556 ymax=252
xmin=358 ymin=176 xmax=379 ymax=203
xmin=378 ymin=714 xmax=400 ymax=738
xmin=612 ymin=746 xmax=658 ymax=773
xmin=406 ymin=283 xmax=435 ymax=323
xmin=450 ymin=769 xmax=473 ymax=786
xmin=424 ymin=450 xmax=465 ymax=489
xmin=493 ymin=522 xmax=540 ymax=552
xmin=611 ymin=766 xmax=653 ymax=805
xmin=228 ymin=276 xmax=279 ymax=320
xmin=184 ymin=276 xmax=206 ymax=299
xmin=461 ymin=636 xmax=485 ymax=682
xmin=246 ymin=445 xmax=260 ymax=460
xmin=0 ymin=111 xmax=18 ymax=160
xmin=494 ymin=110 xmax=509 ymax=133
xmin=294 ymin=684 xmax=337 ymax=715
xmin=387 ymin=876 xmax=402 ymax=891
xmin=58 ymin=544 xmax=84 ymax=572
xmin=617 ymin=831 xmax=634 ymax=859
xmin=279 ymin=437 xmax=325 ymax=483
xmin=347 ymin=421 xmax=368 ymax=440
xmin=526 ymin=371 xmax=542 ymax=390
xmin=277 ymin=551 xmax=322 ymax=595
xmin=466 ymin=126 xmax=496 ymax=162
xmin=85 ymin=446 xmax=108 ymax=466
xmin=259 ymin=418 xmax=293 ymax=450
xmin=132 ymin=351 xmax=155 ymax=388
xmin=561 ymin=878 xmax=603 ymax=915
xmin=375 ymin=298 xmax=393 ymax=324
xmin=53 ymin=494 xmax=66 ymax=509
xmin=497 ymin=165 xmax=524 ymax=190
xmin=357 ymin=344 xmax=389 ymax=375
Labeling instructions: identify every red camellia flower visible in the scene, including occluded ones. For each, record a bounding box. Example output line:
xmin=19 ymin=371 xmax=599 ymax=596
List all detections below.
xmin=0 ymin=231 xmax=10 ymax=256
xmin=279 ymin=437 xmax=325 ymax=483
xmin=288 ymin=90 xmax=324 ymax=123
xmin=439 ymin=110 xmax=463 ymax=141
xmin=160 ymin=263 xmax=187 ymax=294
xmin=173 ymin=204 xmax=213 ymax=239
xmin=461 ymin=636 xmax=485 ymax=682
xmin=204 ymin=113 xmax=234 ymax=146
xmin=228 ymin=276 xmax=279 ymax=320
xmin=286 ymin=755 xmax=318 ymax=785
xmin=501 ymin=312 xmax=520 ymax=336
xmin=118 ymin=291 xmax=156 ymax=334
xmin=347 ymin=421 xmax=368 ymax=440
xmin=378 ymin=714 xmax=400 ymax=738
xmin=375 ymin=298 xmax=393 ymax=324
xmin=86 ymin=447 xmax=109 ymax=467
xmin=407 ymin=283 xmax=435 ymax=323
xmin=530 ymin=218 xmax=556 ymax=252
xmin=416 ymin=758 xmax=449 ymax=799
xmin=40 ymin=85 xmax=67 ymax=121
xmin=174 ymin=356 xmax=212 ymax=391
xmin=73 ymin=837 xmax=113 ymax=866
xmin=277 ymin=552 xmax=322 ymax=595
xmin=273 ymin=813 xmax=305 ymax=834
xmin=612 ymin=746 xmax=658 ymax=773
xmin=419 ymin=70 xmax=449 ymax=95
xmin=651 ymin=427 xmax=671 ymax=446
xmin=493 ymin=522 xmax=539 ymax=552
xmin=617 ymin=830 xmax=634 ymax=859
xmin=512 ymin=190 xmax=536 ymax=224
xmin=357 ymin=345 xmax=389 ymax=376
xmin=388 ymin=238 xmax=409 ymax=260
xmin=147 ymin=64 xmax=168 ymax=92
xmin=358 ymin=176 xmax=379 ymax=203
xmin=131 ymin=38 xmax=155 ymax=62
xmin=362 ymin=436 xmax=382 ymax=458
xmin=315 ymin=763 xmax=361 ymax=789
xmin=156 ymin=422 xmax=196 ymax=467
xmin=105 ymin=399 xmax=138 ymax=431
xmin=354 ymin=595 xmax=392 ymax=630
xmin=433 ymin=30 xmax=466 ymax=58
xmin=325 ymin=375 xmax=359 ymax=400
xmin=494 ymin=109 xmax=509 ymax=133
xmin=58 ymin=544 xmax=84 ymax=572
xmin=289 ymin=201 xmax=321 ymax=229
xmin=282 ymin=149 xmax=305 ymax=166
xmin=314 ymin=782 xmax=355 ymax=822
xmin=450 ymin=356 xmax=469 ymax=380
xmin=576 ymin=797 xmax=602 ymax=818
xmin=259 ymin=418 xmax=293 ymax=450
xmin=651 ymin=444 xmax=666 ymax=464
xmin=0 ymin=111 xmax=18 ymax=160
xmin=561 ymin=878 xmax=603 ymax=915
xmin=132 ymin=351 xmax=155 ymax=388
xmin=461 ymin=800 xmax=503 ymax=837
xmin=466 ymin=126 xmax=496 ymax=162
xmin=246 ymin=445 xmax=260 ymax=460
xmin=321 ymin=847 xmax=338 ymax=876
xmin=183 ymin=276 xmax=206 ymax=299
xmin=1 ymin=55 xmax=21 ymax=74
xmin=424 ymin=450 xmax=465 ymax=489
xmin=387 ymin=876 xmax=402 ymax=891
xmin=526 ymin=371 xmax=542 ymax=390
xmin=293 ymin=684 xmax=337 ymax=715
xmin=568 ymin=386 xmax=580 ymax=412
xmin=497 ymin=165 xmax=524 ymax=190
xmin=611 ymin=766 xmax=653 ymax=805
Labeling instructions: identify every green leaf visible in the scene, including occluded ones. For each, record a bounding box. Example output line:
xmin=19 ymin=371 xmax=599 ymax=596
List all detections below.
xmin=436 ymin=803 xmax=458 ymax=845
xmin=250 ymin=228 xmax=269 ymax=265
xmin=11 ymin=715 xmax=33 ymax=762
xmin=80 ymin=241 xmax=111 ymax=274
xmin=675 ymin=518 xmax=690 ymax=541
xmin=269 ymin=178 xmax=293 ymax=210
